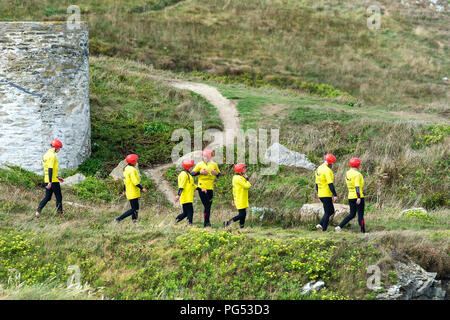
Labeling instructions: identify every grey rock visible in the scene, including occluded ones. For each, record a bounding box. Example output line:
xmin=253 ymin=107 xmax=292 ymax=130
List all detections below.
xmin=264 ymin=143 xmax=315 ymax=170
xmin=376 ymin=261 xmax=446 ymax=300
xmin=61 ymin=173 xmax=86 ymax=187
xmin=250 ymin=207 xmax=283 ymax=222
xmin=301 ymin=281 xmax=325 ymax=295
xmin=299 ymin=203 xmax=349 ymax=223
xmin=110 ymin=160 xmax=140 ymax=180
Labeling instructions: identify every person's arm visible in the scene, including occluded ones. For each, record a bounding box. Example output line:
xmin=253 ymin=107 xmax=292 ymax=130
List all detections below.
xmin=326 ymin=170 xmax=337 ymax=197
xmin=355 ymin=174 xmax=362 ymax=204
xmin=177 ymin=173 xmax=187 ymax=195
xmin=237 ymin=176 xmax=252 ymax=189
xmin=212 ymin=164 xmax=221 ymax=177
xmin=328 ymin=183 xmax=337 ymax=197
xmin=355 ymin=174 xmax=362 ymax=198
xmin=190 ymin=163 xmax=201 ymax=176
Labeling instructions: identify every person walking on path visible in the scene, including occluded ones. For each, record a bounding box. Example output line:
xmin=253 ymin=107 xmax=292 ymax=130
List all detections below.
xmin=336 ymin=158 xmax=366 ymax=233
xmin=190 ymin=150 xmax=221 ymax=227
xmin=315 ymin=153 xmax=338 ymax=231
xmin=175 ymin=159 xmax=197 ymax=225
xmin=35 ymin=139 xmax=65 ymax=217
xmin=115 ymin=154 xmax=147 ymax=223
xmin=223 ymin=163 xmax=252 ymax=229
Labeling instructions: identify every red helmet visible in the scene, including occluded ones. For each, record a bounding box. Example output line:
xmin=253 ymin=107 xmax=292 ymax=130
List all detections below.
xmin=349 ymin=158 xmax=361 ymax=168
xmin=234 ymin=163 xmax=247 ymax=174
xmin=324 ymin=153 xmax=336 ymax=164
xmin=182 ymin=159 xmax=195 ymax=170
xmin=126 ymin=154 xmax=138 ymax=165
xmin=50 ymin=139 xmax=63 ymax=150
xmin=202 ymin=149 xmax=213 ymax=160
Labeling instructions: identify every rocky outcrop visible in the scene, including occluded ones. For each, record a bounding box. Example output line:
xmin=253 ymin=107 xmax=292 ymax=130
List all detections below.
xmin=301 ymin=281 xmax=325 ymax=295
xmin=264 ymin=143 xmax=315 ymax=170
xmin=376 ymin=262 xmax=447 ymax=300
xmin=61 ymin=173 xmax=86 ymax=187
xmin=110 ymin=160 xmax=140 ymax=180
xmin=299 ymin=203 xmax=349 ymax=223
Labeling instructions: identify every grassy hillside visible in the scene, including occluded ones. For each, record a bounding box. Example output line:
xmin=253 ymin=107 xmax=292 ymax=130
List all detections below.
xmin=0 ymin=175 xmax=448 ymax=299
xmin=0 ymin=0 xmax=448 ymax=301
xmin=86 ymin=56 xmax=222 ymax=175
xmin=0 ymin=54 xmax=448 ymax=299
xmin=0 ymin=0 xmax=448 ymax=107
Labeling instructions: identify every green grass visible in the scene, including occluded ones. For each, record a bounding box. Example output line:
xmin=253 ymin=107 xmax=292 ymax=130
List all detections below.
xmin=0 ymin=0 xmax=448 ymax=107
xmin=83 ymin=56 xmax=223 ymax=175
xmin=0 ymin=184 xmax=448 ymax=300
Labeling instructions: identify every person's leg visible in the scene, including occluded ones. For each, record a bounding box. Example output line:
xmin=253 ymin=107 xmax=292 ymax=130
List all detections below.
xmin=37 ymin=184 xmax=54 ymax=214
xmin=185 ymin=203 xmax=194 ymax=224
xmin=224 ymin=208 xmax=245 ymax=227
xmin=116 ymin=199 xmax=137 ymax=222
xmin=203 ymin=190 xmax=213 ymax=227
xmin=357 ymin=198 xmax=366 ymax=233
xmin=319 ymin=197 xmax=334 ymax=231
xmin=238 ymin=208 xmax=247 ymax=228
xmin=176 ymin=209 xmax=187 ymax=222
xmin=339 ymin=199 xmax=357 ymax=229
xmin=199 ymin=189 xmax=213 ymax=227
xmin=52 ymin=182 xmax=63 ymax=214
xmin=130 ymin=198 xmax=139 ymax=221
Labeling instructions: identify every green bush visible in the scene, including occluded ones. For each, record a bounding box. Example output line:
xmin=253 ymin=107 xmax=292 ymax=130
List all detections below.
xmin=402 ymin=210 xmax=436 ymax=223
xmin=0 ymin=231 xmax=65 ymax=287
xmin=412 ymin=124 xmax=450 ymax=149
xmin=78 ymin=158 xmax=104 ymax=177
xmin=421 ymin=193 xmax=448 ymax=210
xmin=73 ymin=177 xmax=122 ymax=203
xmin=193 ymin=71 xmax=356 ymax=101
xmin=0 ymin=166 xmax=42 ymax=189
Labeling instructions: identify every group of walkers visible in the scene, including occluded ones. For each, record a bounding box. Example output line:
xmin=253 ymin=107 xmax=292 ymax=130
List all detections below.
xmin=174 ymin=150 xmax=251 ymax=229
xmin=35 ymin=140 xmax=366 ymax=233
xmin=315 ymin=154 xmax=366 ymax=233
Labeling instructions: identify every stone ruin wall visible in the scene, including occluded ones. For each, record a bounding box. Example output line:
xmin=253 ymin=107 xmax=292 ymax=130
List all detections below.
xmin=0 ymin=22 xmax=90 ymax=174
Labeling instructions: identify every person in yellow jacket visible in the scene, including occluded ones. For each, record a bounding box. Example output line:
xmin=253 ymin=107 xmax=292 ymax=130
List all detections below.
xmin=175 ymin=159 xmax=197 ymax=225
xmin=190 ymin=149 xmax=221 ymax=227
xmin=336 ymin=158 xmax=366 ymax=233
xmin=315 ymin=153 xmax=339 ymax=231
xmin=35 ymin=139 xmax=65 ymax=217
xmin=114 ymin=154 xmax=147 ymax=223
xmin=223 ymin=163 xmax=251 ymax=229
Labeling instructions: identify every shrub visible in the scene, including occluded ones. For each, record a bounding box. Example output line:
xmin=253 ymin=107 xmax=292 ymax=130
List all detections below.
xmin=0 ymin=231 xmax=64 ymax=287
xmin=73 ymin=177 xmax=122 ymax=202
xmin=0 ymin=166 xmax=42 ymax=189
xmin=412 ymin=124 xmax=450 ymax=149
xmin=402 ymin=210 xmax=436 ymax=223
xmin=78 ymin=158 xmax=104 ymax=177
xmin=421 ymin=193 xmax=448 ymax=210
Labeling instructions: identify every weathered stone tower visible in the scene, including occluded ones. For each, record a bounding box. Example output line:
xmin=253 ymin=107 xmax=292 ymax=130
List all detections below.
xmin=0 ymin=22 xmax=90 ymax=174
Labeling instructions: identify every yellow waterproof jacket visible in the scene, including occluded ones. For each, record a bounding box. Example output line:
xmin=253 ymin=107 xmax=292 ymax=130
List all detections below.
xmin=178 ymin=171 xmax=197 ymax=204
xmin=123 ymin=165 xmax=141 ymax=200
xmin=42 ymin=148 xmax=59 ymax=183
xmin=192 ymin=161 xmax=220 ymax=190
xmin=346 ymin=169 xmax=364 ymax=199
xmin=315 ymin=163 xmax=334 ymax=198
xmin=232 ymin=174 xmax=252 ymax=210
